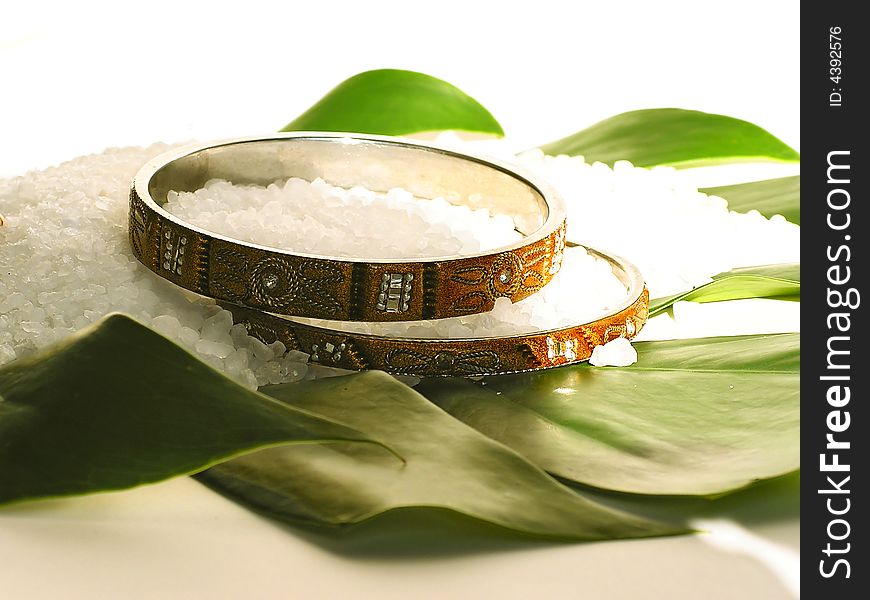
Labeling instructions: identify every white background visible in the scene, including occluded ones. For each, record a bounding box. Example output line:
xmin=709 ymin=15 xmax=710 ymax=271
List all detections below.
xmin=1 ymin=0 xmax=798 ymax=176
xmin=1 ymin=2 xmax=799 ymax=599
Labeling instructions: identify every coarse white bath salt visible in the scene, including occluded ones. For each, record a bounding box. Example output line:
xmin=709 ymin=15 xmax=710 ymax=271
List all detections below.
xmin=164 ymin=178 xmax=522 ymax=260
xmin=589 ymin=337 xmax=638 ymax=367
xmin=165 ymin=179 xmax=629 ymax=339
xmin=0 ymin=139 xmax=800 ymax=384
xmin=517 ymin=151 xmax=800 ymax=297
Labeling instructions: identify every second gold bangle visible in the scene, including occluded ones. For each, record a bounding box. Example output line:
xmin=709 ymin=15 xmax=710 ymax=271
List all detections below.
xmin=221 ymin=248 xmax=648 ymax=377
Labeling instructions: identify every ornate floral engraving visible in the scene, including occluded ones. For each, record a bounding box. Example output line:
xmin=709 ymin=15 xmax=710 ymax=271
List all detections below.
xmin=448 ymin=245 xmax=550 ymax=313
xmin=249 ymin=257 xmax=300 ymax=308
xmin=210 ymin=248 xmax=249 ymax=301
xmin=223 ymin=284 xmax=650 ymax=376
xmin=128 ymin=192 xmax=149 ymax=261
xmin=211 ymin=250 xmax=345 ymax=317
xmin=635 ymin=296 xmax=649 ymax=322
xmin=384 ymin=348 xmax=500 ymax=375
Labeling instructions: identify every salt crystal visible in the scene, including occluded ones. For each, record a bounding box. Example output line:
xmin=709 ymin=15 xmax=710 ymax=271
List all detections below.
xmin=229 ymin=323 xmax=250 ymax=346
xmin=589 ymin=337 xmax=638 ymax=367
xmin=249 ymin=337 xmax=274 ymax=362
xmin=279 ymin=356 xmax=308 ymax=382
xmin=239 ymin=369 xmax=259 ymax=390
xmin=0 ymin=292 xmax=25 ymax=312
xmin=201 ymin=309 xmax=233 ymax=342
xmin=200 ymin=355 xmax=224 ymax=372
xmin=177 ymin=326 xmax=200 ymax=348
xmin=0 ymin=344 xmax=16 ymax=364
xmin=195 ymin=339 xmax=234 ymax=359
xmin=285 ymin=349 xmax=311 ymax=363
xmin=254 ymin=361 xmax=283 ymax=385
xmin=268 ymin=340 xmax=286 ymax=357
xmin=224 ymin=348 xmax=249 ymax=374
xmin=151 ymin=315 xmax=181 ymax=339
xmin=20 ymin=321 xmax=43 ymax=334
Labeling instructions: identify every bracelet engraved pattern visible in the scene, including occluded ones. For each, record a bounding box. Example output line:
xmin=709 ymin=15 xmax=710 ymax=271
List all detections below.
xmin=129 ymin=133 xmax=648 ymax=376
xmin=129 ymin=133 xmax=567 ymax=322
xmin=221 ymin=248 xmax=648 ymax=377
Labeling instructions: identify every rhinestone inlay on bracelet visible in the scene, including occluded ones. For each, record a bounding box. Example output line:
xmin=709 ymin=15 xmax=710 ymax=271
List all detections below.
xmin=129 ymin=133 xmax=567 ymax=322
xmin=377 ymin=272 xmax=414 ymax=312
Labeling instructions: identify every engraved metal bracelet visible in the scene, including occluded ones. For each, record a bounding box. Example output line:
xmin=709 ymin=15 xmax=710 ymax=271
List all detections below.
xmin=222 ymin=247 xmax=648 ymax=377
xmin=129 ymin=133 xmax=567 ymax=322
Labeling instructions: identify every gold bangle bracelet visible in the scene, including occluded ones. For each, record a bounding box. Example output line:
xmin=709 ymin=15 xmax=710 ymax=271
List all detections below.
xmin=221 ymin=248 xmax=648 ymax=377
xmin=129 ymin=133 xmax=567 ymax=322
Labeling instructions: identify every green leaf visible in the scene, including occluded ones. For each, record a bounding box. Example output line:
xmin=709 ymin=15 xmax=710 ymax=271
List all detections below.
xmin=418 ymin=334 xmax=799 ymax=497
xmin=538 ymin=109 xmax=799 ymax=168
xmin=702 ymin=175 xmax=800 ymax=225
xmin=281 ymin=69 xmax=504 ymax=137
xmin=197 ymin=371 xmax=685 ymax=541
xmin=649 ymin=263 xmax=800 ymax=317
xmin=0 ymin=314 xmax=387 ymax=507
xmin=580 ymin=470 xmax=800 ymax=535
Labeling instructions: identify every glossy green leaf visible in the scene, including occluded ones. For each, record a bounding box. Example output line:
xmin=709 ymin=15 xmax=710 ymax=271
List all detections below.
xmin=418 ymin=334 xmax=799 ymax=496
xmin=581 ymin=471 xmax=800 ymax=536
xmin=198 ymin=371 xmax=684 ymax=541
xmin=0 ymin=314 xmax=387 ymax=507
xmin=538 ymin=109 xmax=799 ymax=168
xmin=702 ymin=175 xmax=800 ymax=225
xmin=649 ymin=263 xmax=800 ymax=317
xmin=282 ymin=69 xmax=504 ymax=137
